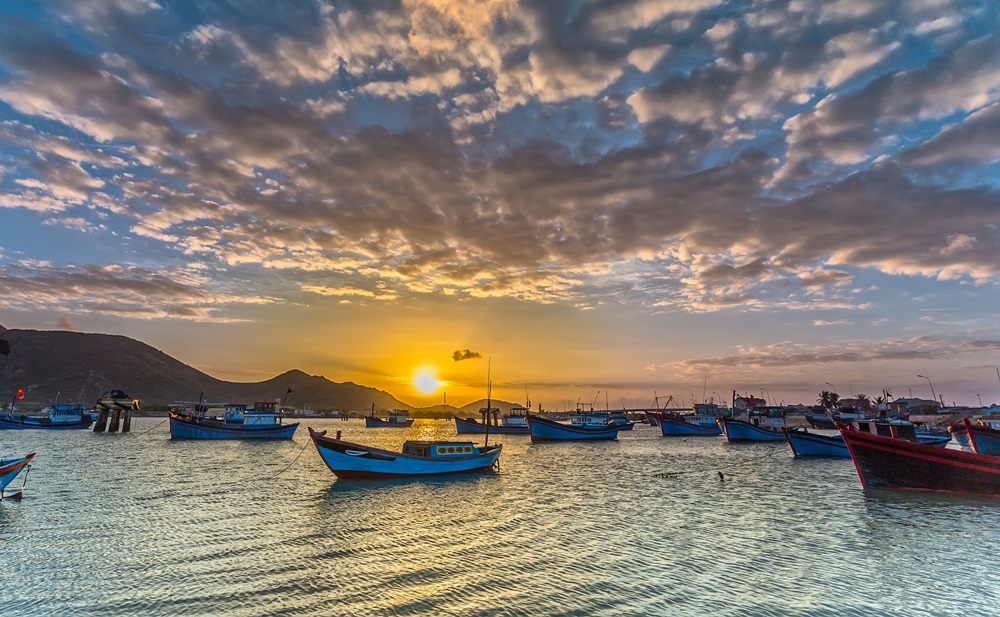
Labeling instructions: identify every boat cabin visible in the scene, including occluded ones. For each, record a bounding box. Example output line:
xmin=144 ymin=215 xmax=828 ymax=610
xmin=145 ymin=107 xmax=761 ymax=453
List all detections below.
xmin=402 ymin=441 xmax=480 ymax=458
xmin=854 ymin=419 xmax=918 ymax=441
xmin=223 ymin=401 xmax=283 ymax=426
xmin=47 ymin=404 xmax=91 ymax=424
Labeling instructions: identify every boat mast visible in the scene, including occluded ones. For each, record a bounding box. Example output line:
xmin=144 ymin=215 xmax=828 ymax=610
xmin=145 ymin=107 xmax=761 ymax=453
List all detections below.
xmin=484 ymin=357 xmax=492 ymax=448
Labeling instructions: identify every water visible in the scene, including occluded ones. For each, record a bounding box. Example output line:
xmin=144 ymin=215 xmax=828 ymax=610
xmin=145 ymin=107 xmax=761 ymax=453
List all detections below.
xmin=2 ymin=419 xmax=999 ymax=616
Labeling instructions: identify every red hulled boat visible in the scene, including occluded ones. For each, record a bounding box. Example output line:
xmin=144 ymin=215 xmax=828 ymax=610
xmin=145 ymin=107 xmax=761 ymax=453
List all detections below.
xmin=839 ymin=423 xmax=1000 ymax=497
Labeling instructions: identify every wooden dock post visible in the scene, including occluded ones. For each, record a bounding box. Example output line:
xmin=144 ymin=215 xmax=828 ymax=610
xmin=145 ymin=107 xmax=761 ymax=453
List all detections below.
xmin=93 ymin=407 xmax=109 ymax=433
xmin=108 ymin=409 xmax=121 ymax=433
xmin=122 ymin=408 xmax=132 ymax=433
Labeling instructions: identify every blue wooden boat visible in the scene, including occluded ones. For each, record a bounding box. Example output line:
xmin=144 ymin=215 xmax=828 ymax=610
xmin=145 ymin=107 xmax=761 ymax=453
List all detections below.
xmin=454 ymin=406 xmax=529 ymax=435
xmin=659 ymin=416 xmax=722 ymax=436
xmin=0 ymin=452 xmax=34 ymax=499
xmin=169 ymin=401 xmax=298 ymax=440
xmin=309 ymin=427 xmax=502 ymax=478
xmin=783 ymin=428 xmax=850 ymax=458
xmin=964 ymin=418 xmax=1000 ymax=455
xmin=526 ymin=413 xmax=620 ymax=441
xmin=0 ymin=404 xmax=94 ymax=430
xmin=840 ymin=423 xmax=1000 ymax=496
xmin=719 ymin=414 xmax=786 ymax=442
xmin=365 ymin=407 xmax=413 ymax=428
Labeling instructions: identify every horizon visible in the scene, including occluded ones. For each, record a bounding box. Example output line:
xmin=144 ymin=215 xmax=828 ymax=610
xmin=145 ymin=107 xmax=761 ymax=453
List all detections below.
xmin=2 ymin=2 xmax=999 ymax=409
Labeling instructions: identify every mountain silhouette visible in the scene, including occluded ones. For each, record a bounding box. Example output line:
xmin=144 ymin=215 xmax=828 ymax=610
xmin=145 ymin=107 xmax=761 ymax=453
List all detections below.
xmin=0 ymin=324 xmax=410 ymax=411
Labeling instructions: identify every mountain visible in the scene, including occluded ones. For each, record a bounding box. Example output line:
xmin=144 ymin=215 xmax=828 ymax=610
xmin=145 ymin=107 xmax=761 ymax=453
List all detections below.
xmin=0 ymin=325 xmax=408 ymax=411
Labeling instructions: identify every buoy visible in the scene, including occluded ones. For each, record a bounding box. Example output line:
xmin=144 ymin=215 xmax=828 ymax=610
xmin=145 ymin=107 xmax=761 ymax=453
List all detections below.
xmin=718 ymin=471 xmax=725 ymax=481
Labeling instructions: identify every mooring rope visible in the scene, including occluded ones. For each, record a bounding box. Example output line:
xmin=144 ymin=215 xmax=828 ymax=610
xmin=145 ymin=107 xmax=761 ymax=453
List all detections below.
xmin=131 ymin=418 xmax=168 ymax=436
xmin=274 ymin=439 xmax=312 ymax=476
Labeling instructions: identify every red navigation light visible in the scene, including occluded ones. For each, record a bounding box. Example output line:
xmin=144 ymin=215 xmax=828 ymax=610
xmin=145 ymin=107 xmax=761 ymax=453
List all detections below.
xmin=15 ymin=387 xmax=25 ymax=401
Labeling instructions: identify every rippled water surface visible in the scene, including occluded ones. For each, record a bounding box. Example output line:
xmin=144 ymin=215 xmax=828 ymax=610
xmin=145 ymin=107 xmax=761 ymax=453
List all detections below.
xmin=3 ymin=418 xmax=999 ymax=616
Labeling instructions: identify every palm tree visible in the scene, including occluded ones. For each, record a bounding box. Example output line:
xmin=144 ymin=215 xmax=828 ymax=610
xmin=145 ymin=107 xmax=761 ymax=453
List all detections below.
xmin=817 ymin=390 xmax=840 ymax=409
xmin=854 ymin=393 xmax=871 ymax=412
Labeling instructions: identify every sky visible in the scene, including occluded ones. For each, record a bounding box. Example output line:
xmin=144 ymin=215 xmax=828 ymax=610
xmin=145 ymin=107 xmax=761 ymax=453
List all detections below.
xmin=1 ymin=0 xmax=999 ymax=410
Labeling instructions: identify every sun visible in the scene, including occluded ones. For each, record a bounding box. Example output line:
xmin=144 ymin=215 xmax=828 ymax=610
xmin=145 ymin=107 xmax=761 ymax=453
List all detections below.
xmin=413 ymin=368 xmax=443 ymax=395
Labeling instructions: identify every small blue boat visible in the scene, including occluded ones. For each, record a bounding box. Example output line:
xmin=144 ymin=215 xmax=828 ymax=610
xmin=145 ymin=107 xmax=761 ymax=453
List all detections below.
xmin=309 ymin=428 xmax=502 ymax=478
xmin=783 ymin=428 xmax=850 ymax=458
xmin=0 ymin=452 xmax=34 ymax=499
xmin=963 ymin=419 xmax=1000 ymax=455
xmin=454 ymin=406 xmax=529 ymax=435
xmin=0 ymin=404 xmax=94 ymax=430
xmin=657 ymin=412 xmax=724 ymax=437
xmin=719 ymin=415 xmax=786 ymax=442
xmin=169 ymin=401 xmax=298 ymax=440
xmin=526 ymin=413 xmax=620 ymax=441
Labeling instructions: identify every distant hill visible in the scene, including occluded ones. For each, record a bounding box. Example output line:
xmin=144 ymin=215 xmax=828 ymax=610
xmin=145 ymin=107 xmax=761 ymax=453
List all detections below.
xmin=0 ymin=324 xmax=409 ymax=411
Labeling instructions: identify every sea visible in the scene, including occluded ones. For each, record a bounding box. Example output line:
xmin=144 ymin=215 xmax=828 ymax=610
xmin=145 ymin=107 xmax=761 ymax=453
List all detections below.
xmin=2 ymin=418 xmax=999 ymax=616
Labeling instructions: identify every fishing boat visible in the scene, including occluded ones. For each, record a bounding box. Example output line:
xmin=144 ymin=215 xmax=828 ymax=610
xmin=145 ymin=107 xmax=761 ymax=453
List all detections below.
xmin=782 ymin=428 xmax=850 ymax=458
xmin=0 ymin=452 xmax=34 ymax=499
xmin=365 ymin=406 xmax=413 ymax=428
xmin=309 ymin=428 xmax=502 ymax=478
xmin=853 ymin=419 xmax=952 ymax=447
xmin=454 ymin=405 xmax=529 ymax=435
xmin=963 ymin=418 xmax=1000 ymax=455
xmin=839 ymin=423 xmax=1000 ymax=496
xmin=0 ymin=403 xmax=94 ymax=430
xmin=951 ymin=416 xmax=1000 ymax=449
xmin=169 ymin=400 xmax=298 ymax=440
xmin=525 ymin=412 xmax=620 ymax=441
xmin=719 ymin=412 xmax=786 ymax=442
xmin=657 ymin=402 xmax=726 ymax=436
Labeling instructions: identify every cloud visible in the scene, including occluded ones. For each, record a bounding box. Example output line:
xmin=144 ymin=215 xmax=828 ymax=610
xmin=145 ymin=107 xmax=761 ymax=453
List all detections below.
xmin=452 ymin=349 xmax=482 ymax=362
xmin=57 ymin=316 xmax=78 ymax=331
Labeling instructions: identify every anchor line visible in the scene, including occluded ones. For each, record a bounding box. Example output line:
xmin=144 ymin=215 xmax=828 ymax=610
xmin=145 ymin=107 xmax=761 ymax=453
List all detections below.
xmin=274 ymin=439 xmax=312 ymax=477
xmin=133 ymin=419 xmax=168 ymax=436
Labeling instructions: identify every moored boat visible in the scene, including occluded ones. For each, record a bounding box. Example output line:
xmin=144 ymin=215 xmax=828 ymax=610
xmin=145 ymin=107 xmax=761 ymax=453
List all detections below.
xmin=526 ymin=413 xmax=620 ymax=441
xmin=964 ymin=418 xmax=1000 ymax=455
xmin=658 ymin=413 xmax=723 ymax=436
xmin=0 ymin=452 xmax=34 ymax=499
xmin=782 ymin=428 xmax=850 ymax=458
xmin=839 ymin=423 xmax=1000 ymax=496
xmin=365 ymin=406 xmax=413 ymax=428
xmin=719 ymin=413 xmax=786 ymax=442
xmin=454 ymin=405 xmax=529 ymax=435
xmin=169 ymin=401 xmax=298 ymax=440
xmin=309 ymin=427 xmax=502 ymax=478
xmin=0 ymin=403 xmax=94 ymax=430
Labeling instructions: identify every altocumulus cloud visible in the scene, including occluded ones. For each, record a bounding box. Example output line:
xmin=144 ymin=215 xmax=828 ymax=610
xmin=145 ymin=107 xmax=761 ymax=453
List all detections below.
xmin=0 ymin=1 xmax=998 ymax=320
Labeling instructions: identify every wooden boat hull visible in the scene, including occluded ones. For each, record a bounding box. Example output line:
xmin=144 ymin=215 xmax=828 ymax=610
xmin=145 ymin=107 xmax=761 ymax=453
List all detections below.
xmin=365 ymin=417 xmax=414 ymax=428
xmin=659 ymin=417 xmax=722 ymax=436
xmin=0 ymin=414 xmax=93 ymax=430
xmin=0 ymin=453 xmax=34 ymax=492
xmin=840 ymin=425 xmax=1000 ymax=496
xmin=966 ymin=421 xmax=1000 ymax=456
xmin=719 ymin=417 xmax=785 ymax=442
xmin=783 ymin=428 xmax=849 ymax=458
xmin=309 ymin=428 xmax=502 ymax=478
xmin=169 ymin=413 xmax=298 ymax=440
xmin=453 ymin=416 xmax=529 ymax=435
xmin=526 ymin=415 xmax=619 ymax=441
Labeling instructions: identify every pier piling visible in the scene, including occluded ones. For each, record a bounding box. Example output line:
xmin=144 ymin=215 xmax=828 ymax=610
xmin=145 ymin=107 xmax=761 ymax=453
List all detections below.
xmin=93 ymin=408 xmax=109 ymax=433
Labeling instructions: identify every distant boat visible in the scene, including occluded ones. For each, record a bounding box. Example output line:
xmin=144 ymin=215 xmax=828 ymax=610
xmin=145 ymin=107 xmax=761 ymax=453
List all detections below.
xmin=0 ymin=452 xmax=34 ymax=499
xmin=656 ymin=403 xmax=726 ymax=437
xmin=782 ymin=428 xmax=850 ymax=458
xmin=454 ymin=405 xmax=529 ymax=435
xmin=719 ymin=413 xmax=786 ymax=442
xmin=169 ymin=401 xmax=298 ymax=440
xmin=839 ymin=423 xmax=1000 ymax=496
xmin=951 ymin=416 xmax=1000 ymax=449
xmin=365 ymin=406 xmax=413 ymax=428
xmin=526 ymin=412 xmax=620 ymax=441
xmin=0 ymin=403 xmax=94 ymax=430
xmin=964 ymin=418 xmax=1000 ymax=455
xmin=309 ymin=428 xmax=502 ymax=478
